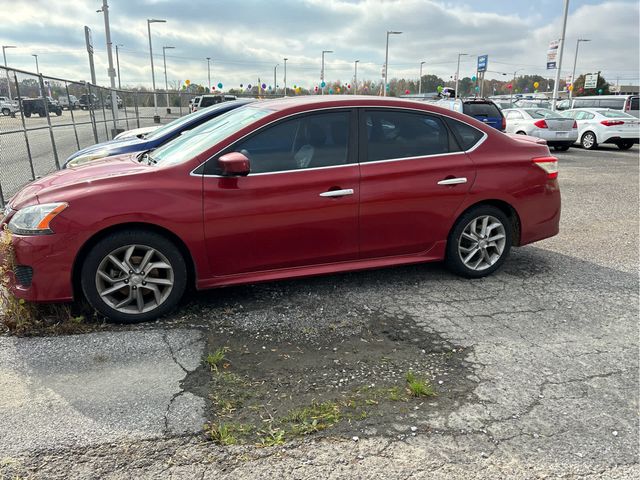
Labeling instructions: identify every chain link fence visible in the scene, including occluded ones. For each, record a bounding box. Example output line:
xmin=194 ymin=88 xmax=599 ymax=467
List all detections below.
xmin=0 ymin=66 xmax=201 ymax=207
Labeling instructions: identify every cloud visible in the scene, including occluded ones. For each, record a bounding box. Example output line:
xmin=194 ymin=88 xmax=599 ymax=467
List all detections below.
xmin=0 ymin=0 xmax=637 ymax=89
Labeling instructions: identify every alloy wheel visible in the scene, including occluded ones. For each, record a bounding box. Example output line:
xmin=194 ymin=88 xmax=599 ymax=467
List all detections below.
xmin=95 ymin=244 xmax=174 ymax=314
xmin=457 ymin=215 xmax=507 ymax=271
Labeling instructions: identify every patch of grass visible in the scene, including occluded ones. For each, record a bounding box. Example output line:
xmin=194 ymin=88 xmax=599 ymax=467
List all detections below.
xmin=387 ymin=385 xmax=405 ymax=402
xmin=258 ymin=425 xmax=286 ymax=447
xmin=206 ymin=346 xmax=230 ymax=372
xmin=210 ymin=372 xmax=252 ymax=416
xmin=207 ymin=422 xmax=247 ymax=445
xmin=405 ymin=371 xmax=437 ymax=398
xmin=284 ymin=400 xmax=342 ymax=435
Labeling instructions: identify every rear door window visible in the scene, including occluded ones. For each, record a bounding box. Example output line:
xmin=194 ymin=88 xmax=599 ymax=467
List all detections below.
xmin=362 ymin=110 xmax=454 ymax=162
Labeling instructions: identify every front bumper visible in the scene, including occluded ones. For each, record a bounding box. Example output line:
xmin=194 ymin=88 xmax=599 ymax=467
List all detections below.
xmin=5 ymin=232 xmax=77 ymax=302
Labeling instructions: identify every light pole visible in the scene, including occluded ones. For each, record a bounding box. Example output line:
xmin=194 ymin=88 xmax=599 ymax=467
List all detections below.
xmin=383 ymin=31 xmax=402 ymax=97
xmin=206 ymin=57 xmax=211 ymax=92
xmin=354 ymin=60 xmax=359 ymax=94
xmin=569 ymin=38 xmax=590 ymax=100
xmin=274 ymin=64 xmax=278 ymax=96
xmin=98 ymin=1 xmax=119 ymax=129
xmin=2 ymin=45 xmax=16 ymax=100
xmin=418 ymin=61 xmax=426 ymax=95
xmin=454 ymin=53 xmax=468 ymax=99
xmin=115 ymin=44 xmax=123 ymax=89
xmin=163 ymin=46 xmax=174 ymax=113
xmin=147 ymin=18 xmax=166 ymax=123
xmin=321 ymin=50 xmax=333 ymax=95
xmin=552 ymin=0 xmax=570 ymax=110
xmin=32 ymin=54 xmax=42 ymax=96
xmin=510 ymin=69 xmax=524 ymax=106
xmin=283 ymin=57 xmax=288 ymax=96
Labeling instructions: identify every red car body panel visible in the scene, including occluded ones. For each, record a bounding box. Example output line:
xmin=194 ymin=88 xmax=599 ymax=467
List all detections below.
xmin=1 ymin=97 xmax=560 ymax=303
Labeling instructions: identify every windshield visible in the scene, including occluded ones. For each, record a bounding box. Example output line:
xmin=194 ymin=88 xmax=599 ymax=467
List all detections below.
xmin=146 ymin=102 xmax=242 ymax=140
xmin=598 ymin=109 xmax=635 ymax=119
xmin=464 ymin=102 xmax=501 ymax=117
xmin=526 ymin=108 xmax=562 ymax=119
xmin=149 ymin=106 xmax=272 ymax=167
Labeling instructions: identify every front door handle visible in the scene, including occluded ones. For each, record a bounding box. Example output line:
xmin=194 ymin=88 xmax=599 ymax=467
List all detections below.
xmin=319 ymin=188 xmax=354 ymax=198
xmin=437 ymin=177 xmax=467 ymax=186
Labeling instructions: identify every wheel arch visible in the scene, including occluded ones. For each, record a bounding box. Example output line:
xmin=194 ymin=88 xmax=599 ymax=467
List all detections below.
xmin=452 ymin=199 xmax=522 ymax=246
xmin=71 ymin=222 xmax=197 ymax=299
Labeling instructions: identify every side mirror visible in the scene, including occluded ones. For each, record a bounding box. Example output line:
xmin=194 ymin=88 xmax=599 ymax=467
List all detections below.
xmin=218 ymin=152 xmax=250 ymax=176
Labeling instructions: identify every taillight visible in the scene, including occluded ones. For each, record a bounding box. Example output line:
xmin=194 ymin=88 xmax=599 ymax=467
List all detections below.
xmin=501 ymin=116 xmax=506 ymax=131
xmin=600 ymin=120 xmax=624 ymax=126
xmin=572 ymin=120 xmax=577 ymax=129
xmin=533 ymin=119 xmax=548 ymax=128
xmin=533 ymin=156 xmax=558 ymax=180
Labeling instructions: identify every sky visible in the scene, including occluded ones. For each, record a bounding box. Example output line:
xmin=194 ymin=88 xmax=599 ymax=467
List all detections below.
xmin=1 ymin=0 xmax=638 ymax=91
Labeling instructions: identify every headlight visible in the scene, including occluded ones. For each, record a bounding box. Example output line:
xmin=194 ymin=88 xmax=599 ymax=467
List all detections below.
xmin=65 ymin=151 xmax=109 ymax=168
xmin=8 ymin=203 xmax=68 ymax=235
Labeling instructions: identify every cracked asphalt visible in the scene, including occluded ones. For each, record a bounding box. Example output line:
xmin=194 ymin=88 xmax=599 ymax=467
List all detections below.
xmin=0 ymin=145 xmax=638 ymax=479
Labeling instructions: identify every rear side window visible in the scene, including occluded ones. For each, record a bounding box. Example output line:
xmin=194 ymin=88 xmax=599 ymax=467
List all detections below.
xmin=363 ymin=110 xmax=453 ymax=162
xmin=574 ymin=99 xmax=596 ymax=108
xmin=599 ymin=99 xmax=625 ymax=109
xmin=629 ymin=97 xmax=639 ymax=110
xmin=445 ymin=118 xmax=484 ymax=151
xmin=201 ymin=96 xmax=222 ymax=108
xmin=505 ymin=110 xmax=524 ymax=120
xmin=463 ymin=102 xmax=501 ymax=117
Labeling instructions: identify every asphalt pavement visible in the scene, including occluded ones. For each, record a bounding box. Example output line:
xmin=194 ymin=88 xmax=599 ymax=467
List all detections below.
xmin=0 ymin=145 xmax=638 ymax=479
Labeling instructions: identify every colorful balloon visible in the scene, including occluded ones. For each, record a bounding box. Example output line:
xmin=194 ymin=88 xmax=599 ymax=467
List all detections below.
xmin=240 ymin=84 xmax=243 ymax=88
xmin=405 ymin=89 xmax=410 ymax=94
xmin=261 ymin=83 xmax=267 ymax=89
xmin=471 ymin=76 xmax=477 ymax=82
xmin=568 ymin=85 xmax=574 ymax=91
xmin=475 ymin=86 xmax=480 ymax=91
xmin=247 ymin=84 xmax=252 ymax=89
xmin=185 ymin=79 xmax=191 ymax=85
xmin=437 ymin=85 xmax=444 ymax=92
xmin=320 ymin=81 xmax=326 ymax=88
xmin=506 ymin=84 xmax=512 ymax=90
xmin=329 ymin=88 xmax=334 ymax=94
xmin=597 ymin=88 xmax=603 ymax=94
xmin=347 ymin=84 xmax=351 ymax=89
xmin=533 ymin=82 xmax=539 ymax=89
xmin=217 ymin=82 xmax=223 ymax=89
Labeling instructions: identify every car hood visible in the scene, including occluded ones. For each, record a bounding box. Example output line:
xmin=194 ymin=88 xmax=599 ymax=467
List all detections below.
xmin=10 ymin=154 xmax=151 ymax=209
xmin=67 ymin=136 xmax=149 ymax=160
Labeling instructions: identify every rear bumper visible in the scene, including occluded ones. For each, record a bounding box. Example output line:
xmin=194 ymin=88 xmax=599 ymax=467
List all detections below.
xmin=518 ymin=180 xmax=561 ymax=246
xmin=534 ymin=129 xmax=578 ymax=144
xmin=601 ymin=136 xmax=639 ymax=144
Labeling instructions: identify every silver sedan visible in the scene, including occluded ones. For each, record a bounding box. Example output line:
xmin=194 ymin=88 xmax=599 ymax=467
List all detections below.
xmin=503 ymin=108 xmax=578 ymax=151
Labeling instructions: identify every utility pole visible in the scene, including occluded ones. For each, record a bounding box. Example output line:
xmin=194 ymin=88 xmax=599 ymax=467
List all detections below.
xmin=84 ymin=26 xmax=97 ymax=84
xmin=115 ymin=44 xmax=123 ymax=89
xmin=383 ymin=31 xmax=402 ymax=97
xmin=283 ymin=57 xmax=288 ymax=96
xmin=569 ymin=38 xmax=590 ymax=100
xmin=32 ymin=54 xmax=42 ymax=96
xmin=98 ymin=1 xmax=120 ymax=131
xmin=354 ymin=60 xmax=359 ymax=94
xmin=147 ymin=18 xmax=166 ymax=123
xmin=206 ymin=57 xmax=211 ymax=92
xmin=2 ymin=45 xmax=16 ymax=100
xmin=418 ymin=61 xmax=425 ymax=95
xmin=454 ymin=53 xmax=468 ymax=99
xmin=274 ymin=64 xmax=278 ymax=96
xmin=321 ymin=50 xmax=332 ymax=95
xmin=552 ymin=0 xmax=570 ymax=110
xmin=163 ymin=46 xmax=174 ymax=113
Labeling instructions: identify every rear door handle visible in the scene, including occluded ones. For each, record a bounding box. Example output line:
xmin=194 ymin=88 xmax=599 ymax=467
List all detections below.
xmin=319 ymin=189 xmax=354 ymax=198
xmin=437 ymin=177 xmax=467 ymax=186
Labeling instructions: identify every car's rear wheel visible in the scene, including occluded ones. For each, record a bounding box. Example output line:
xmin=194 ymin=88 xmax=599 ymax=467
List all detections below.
xmin=445 ymin=205 xmax=512 ymax=278
xmin=1 ymin=108 xmax=9 ymax=116
xmin=581 ymin=131 xmax=598 ymax=150
xmin=81 ymin=230 xmax=187 ymax=323
xmin=617 ymin=141 xmax=634 ymax=150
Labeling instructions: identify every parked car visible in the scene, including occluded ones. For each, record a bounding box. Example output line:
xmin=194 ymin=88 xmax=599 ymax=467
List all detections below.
xmin=2 ymin=97 xmax=561 ymax=323
xmin=191 ymin=94 xmax=237 ymax=112
xmin=113 ymin=125 xmax=161 ymax=140
xmin=79 ymin=93 xmax=100 ymax=110
xmin=104 ymin=95 xmax=123 ymax=109
xmin=0 ymin=96 xmax=19 ymax=116
xmin=64 ymin=99 xmax=254 ymax=167
xmin=560 ymin=108 xmax=639 ymax=150
xmin=503 ymin=108 xmax=578 ymax=151
xmin=58 ymin=95 xmax=80 ymax=110
xmin=513 ymin=99 xmax=551 ymax=109
xmin=556 ymin=95 xmax=639 ymax=118
xmin=433 ymin=97 xmax=506 ymax=131
xmin=21 ymin=97 xmax=63 ymax=117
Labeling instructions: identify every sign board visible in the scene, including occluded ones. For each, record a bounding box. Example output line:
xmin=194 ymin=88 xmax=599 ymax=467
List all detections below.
xmin=546 ymin=40 xmax=559 ymax=69
xmin=84 ymin=26 xmax=93 ymax=54
xmin=477 ymin=55 xmax=488 ymax=73
xmin=584 ymin=73 xmax=598 ymax=89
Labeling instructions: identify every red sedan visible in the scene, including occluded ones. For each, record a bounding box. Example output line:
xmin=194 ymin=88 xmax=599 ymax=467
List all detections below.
xmin=1 ymin=97 xmax=560 ymax=323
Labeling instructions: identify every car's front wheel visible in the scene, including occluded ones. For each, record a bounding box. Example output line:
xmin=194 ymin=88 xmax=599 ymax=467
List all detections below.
xmin=81 ymin=230 xmax=187 ymax=323
xmin=445 ymin=205 xmax=513 ymax=278
xmin=1 ymin=108 xmax=10 ymax=116
xmin=581 ymin=131 xmax=598 ymax=150
xmin=617 ymin=141 xmax=634 ymax=150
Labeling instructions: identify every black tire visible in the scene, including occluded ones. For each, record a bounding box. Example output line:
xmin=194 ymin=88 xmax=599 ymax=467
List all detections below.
xmin=617 ymin=141 xmax=634 ymax=151
xmin=516 ymin=131 xmax=526 ymax=135
xmin=553 ymin=145 xmax=570 ymax=151
xmin=1 ymin=108 xmax=9 ymax=116
xmin=55 ymin=110 xmax=62 ymax=116
xmin=38 ymin=112 xmax=46 ymax=117
xmin=445 ymin=205 xmax=513 ymax=278
xmin=581 ymin=131 xmax=598 ymax=150
xmin=24 ymin=112 xmax=31 ymax=118
xmin=81 ymin=229 xmax=187 ymax=323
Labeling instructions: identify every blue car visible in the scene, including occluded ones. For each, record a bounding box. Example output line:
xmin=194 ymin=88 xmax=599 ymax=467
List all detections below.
xmin=64 ymin=99 xmax=254 ymax=168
